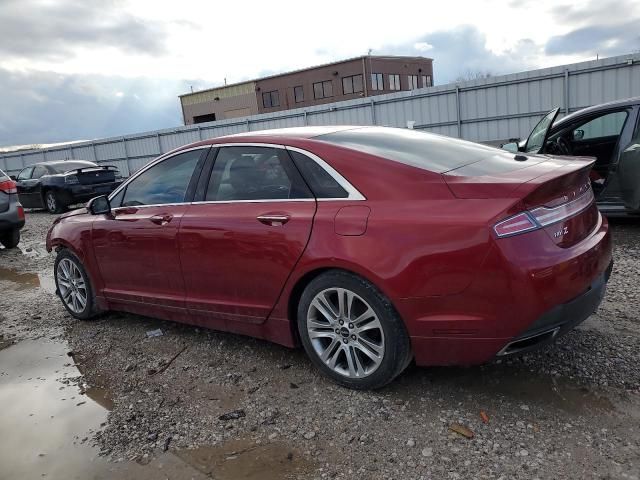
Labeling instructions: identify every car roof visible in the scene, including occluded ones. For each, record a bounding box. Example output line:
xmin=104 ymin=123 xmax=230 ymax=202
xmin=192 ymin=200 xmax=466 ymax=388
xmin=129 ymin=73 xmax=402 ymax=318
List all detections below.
xmin=222 ymin=125 xmax=364 ymax=141
xmin=556 ymin=96 xmax=640 ymax=126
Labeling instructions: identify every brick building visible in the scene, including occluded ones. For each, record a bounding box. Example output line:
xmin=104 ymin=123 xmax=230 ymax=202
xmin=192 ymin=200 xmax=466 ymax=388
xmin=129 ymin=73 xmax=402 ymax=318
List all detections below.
xmin=179 ymin=55 xmax=433 ymax=125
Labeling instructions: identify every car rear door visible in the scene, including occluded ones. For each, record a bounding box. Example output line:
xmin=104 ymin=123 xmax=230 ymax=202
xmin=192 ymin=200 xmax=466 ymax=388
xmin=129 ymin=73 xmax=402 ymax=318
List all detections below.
xmin=91 ymin=147 xmax=208 ymax=316
xmin=178 ymin=145 xmax=316 ymax=331
xmin=617 ymin=106 xmax=640 ymax=211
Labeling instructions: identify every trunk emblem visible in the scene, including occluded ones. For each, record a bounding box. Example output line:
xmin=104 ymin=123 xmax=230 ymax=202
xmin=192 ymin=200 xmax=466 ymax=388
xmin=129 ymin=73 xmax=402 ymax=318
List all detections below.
xmin=553 ymin=226 xmax=569 ymax=238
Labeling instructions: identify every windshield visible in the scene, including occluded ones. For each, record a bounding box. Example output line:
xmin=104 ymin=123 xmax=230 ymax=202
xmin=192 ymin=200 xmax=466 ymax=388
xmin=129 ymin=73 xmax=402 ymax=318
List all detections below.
xmin=525 ymin=108 xmax=559 ymax=153
xmin=50 ymin=161 xmax=97 ymax=173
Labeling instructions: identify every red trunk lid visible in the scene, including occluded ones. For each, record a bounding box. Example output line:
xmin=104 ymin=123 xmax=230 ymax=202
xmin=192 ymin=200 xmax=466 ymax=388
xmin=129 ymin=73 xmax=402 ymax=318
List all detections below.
xmin=443 ymin=154 xmax=598 ymax=247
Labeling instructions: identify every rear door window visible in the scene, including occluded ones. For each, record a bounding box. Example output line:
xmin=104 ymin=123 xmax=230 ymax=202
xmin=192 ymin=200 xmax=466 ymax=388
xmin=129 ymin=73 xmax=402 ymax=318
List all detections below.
xmin=121 ymin=149 xmax=203 ymax=207
xmin=205 ymin=146 xmax=312 ymax=201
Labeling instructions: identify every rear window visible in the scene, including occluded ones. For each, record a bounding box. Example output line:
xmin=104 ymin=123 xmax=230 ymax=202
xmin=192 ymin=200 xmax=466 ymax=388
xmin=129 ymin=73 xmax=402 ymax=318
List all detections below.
xmin=316 ymin=127 xmax=514 ymax=173
xmin=50 ymin=161 xmax=97 ymax=173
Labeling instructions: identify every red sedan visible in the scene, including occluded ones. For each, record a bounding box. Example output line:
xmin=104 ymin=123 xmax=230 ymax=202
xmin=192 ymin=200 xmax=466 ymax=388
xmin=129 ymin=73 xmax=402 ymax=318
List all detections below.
xmin=46 ymin=126 xmax=613 ymax=389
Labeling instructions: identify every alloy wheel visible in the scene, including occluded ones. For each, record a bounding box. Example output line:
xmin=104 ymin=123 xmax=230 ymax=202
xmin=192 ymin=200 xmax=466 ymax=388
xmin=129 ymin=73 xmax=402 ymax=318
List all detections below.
xmin=46 ymin=192 xmax=56 ymax=212
xmin=57 ymin=258 xmax=88 ymax=313
xmin=306 ymin=287 xmax=385 ymax=378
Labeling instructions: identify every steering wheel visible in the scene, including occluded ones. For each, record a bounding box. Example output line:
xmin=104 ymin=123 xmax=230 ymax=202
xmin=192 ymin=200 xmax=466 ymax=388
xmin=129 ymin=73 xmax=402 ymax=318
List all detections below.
xmin=555 ymin=137 xmax=572 ymax=155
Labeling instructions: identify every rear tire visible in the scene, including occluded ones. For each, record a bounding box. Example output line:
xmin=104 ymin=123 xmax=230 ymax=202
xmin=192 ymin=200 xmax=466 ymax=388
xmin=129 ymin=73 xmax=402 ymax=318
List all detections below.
xmin=45 ymin=190 xmax=66 ymax=214
xmin=54 ymin=249 xmax=100 ymax=320
xmin=297 ymin=270 xmax=412 ymax=390
xmin=0 ymin=228 xmax=20 ymax=249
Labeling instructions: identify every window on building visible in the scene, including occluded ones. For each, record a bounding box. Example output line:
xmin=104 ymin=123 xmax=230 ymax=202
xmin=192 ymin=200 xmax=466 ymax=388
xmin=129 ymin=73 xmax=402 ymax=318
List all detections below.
xmin=371 ymin=73 xmax=384 ymax=91
xmin=193 ymin=113 xmax=216 ymax=124
xmin=313 ymin=80 xmax=333 ymax=99
xmin=389 ymin=74 xmax=401 ymax=90
xmin=408 ymin=75 xmax=419 ymax=90
xmin=294 ymin=85 xmax=304 ymax=103
xmin=422 ymin=75 xmax=432 ymax=87
xmin=342 ymin=74 xmax=363 ymax=95
xmin=262 ymin=90 xmax=280 ymax=108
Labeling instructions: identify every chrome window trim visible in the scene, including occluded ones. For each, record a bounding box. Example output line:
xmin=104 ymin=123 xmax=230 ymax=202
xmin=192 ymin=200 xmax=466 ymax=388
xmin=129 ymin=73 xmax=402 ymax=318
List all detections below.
xmin=108 ymin=142 xmax=365 ymax=208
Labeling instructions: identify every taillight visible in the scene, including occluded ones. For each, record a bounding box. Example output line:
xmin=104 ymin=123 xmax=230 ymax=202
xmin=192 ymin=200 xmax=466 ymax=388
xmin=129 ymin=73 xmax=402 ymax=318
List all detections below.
xmin=494 ymin=212 xmax=538 ymax=237
xmin=494 ymin=187 xmax=594 ymax=238
xmin=0 ymin=179 xmax=17 ymax=194
xmin=17 ymin=205 xmax=25 ymax=220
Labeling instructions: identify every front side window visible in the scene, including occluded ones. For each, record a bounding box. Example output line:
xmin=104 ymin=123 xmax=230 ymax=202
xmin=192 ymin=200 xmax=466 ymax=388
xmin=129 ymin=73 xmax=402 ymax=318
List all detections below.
xmin=313 ymin=80 xmax=333 ymax=99
xmin=371 ymin=73 xmax=384 ymax=90
xmin=573 ymin=111 xmax=628 ymax=140
xmin=206 ymin=146 xmax=311 ymax=201
xmin=342 ymin=74 xmax=363 ymax=95
xmin=408 ymin=75 xmax=418 ymax=90
xmin=262 ymin=90 xmax=280 ymax=108
xmin=121 ymin=149 xmax=202 ymax=206
xmin=389 ymin=74 xmax=401 ymax=90
xmin=294 ymin=85 xmax=304 ymax=103
xmin=17 ymin=167 xmax=34 ymax=180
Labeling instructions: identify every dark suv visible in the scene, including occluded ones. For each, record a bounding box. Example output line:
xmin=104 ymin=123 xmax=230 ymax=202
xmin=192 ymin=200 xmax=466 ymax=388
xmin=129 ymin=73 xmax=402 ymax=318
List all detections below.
xmin=0 ymin=168 xmax=25 ymax=248
xmin=15 ymin=160 xmax=123 ymax=213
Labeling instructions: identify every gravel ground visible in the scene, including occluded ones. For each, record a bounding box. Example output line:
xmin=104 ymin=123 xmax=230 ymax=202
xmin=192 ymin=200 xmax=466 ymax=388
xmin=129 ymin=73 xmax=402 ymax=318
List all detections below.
xmin=1 ymin=211 xmax=639 ymax=480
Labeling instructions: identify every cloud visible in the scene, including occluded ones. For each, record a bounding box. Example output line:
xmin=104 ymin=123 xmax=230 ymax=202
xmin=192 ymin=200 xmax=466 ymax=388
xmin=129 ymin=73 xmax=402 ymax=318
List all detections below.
xmin=0 ymin=0 xmax=168 ymax=61
xmin=381 ymin=26 xmax=542 ymax=84
xmin=545 ymin=21 xmax=640 ymax=57
xmin=0 ymin=68 xmax=192 ymax=146
xmin=413 ymin=42 xmax=433 ymax=52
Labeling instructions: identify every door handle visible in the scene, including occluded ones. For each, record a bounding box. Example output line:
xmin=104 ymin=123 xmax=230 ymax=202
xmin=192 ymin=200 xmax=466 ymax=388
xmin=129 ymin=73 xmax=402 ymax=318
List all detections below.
xmin=257 ymin=214 xmax=290 ymax=226
xmin=149 ymin=214 xmax=174 ymax=225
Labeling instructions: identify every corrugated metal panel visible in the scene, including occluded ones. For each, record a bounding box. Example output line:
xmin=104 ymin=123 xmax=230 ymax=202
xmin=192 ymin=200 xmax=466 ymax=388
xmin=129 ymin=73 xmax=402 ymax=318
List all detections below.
xmin=95 ymin=141 xmax=125 ymax=161
xmin=1 ymin=53 xmax=639 ymax=176
xmin=72 ymin=145 xmax=96 ymax=161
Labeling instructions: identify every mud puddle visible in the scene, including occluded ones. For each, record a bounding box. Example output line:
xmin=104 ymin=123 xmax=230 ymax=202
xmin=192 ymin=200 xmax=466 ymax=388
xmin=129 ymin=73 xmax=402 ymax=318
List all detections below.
xmin=0 ymin=338 xmax=312 ymax=479
xmin=175 ymin=438 xmax=314 ymax=480
xmin=397 ymin=364 xmax=616 ymax=414
xmin=0 ymin=266 xmax=56 ymax=294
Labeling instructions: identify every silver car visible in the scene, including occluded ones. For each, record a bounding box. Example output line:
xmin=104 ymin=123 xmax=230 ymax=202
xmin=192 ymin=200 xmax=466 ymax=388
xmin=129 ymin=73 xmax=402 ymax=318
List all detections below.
xmin=0 ymin=168 xmax=25 ymax=248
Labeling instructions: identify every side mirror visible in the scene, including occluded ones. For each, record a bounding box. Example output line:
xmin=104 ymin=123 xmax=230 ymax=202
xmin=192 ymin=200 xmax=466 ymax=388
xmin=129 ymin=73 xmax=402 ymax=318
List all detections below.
xmin=573 ymin=129 xmax=584 ymax=141
xmin=501 ymin=141 xmax=519 ymax=153
xmin=87 ymin=195 xmax=111 ymax=215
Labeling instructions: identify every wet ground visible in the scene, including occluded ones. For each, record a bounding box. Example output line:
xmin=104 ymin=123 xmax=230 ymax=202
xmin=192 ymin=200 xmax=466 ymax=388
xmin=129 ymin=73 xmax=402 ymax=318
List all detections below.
xmin=1 ymin=211 xmax=639 ymax=479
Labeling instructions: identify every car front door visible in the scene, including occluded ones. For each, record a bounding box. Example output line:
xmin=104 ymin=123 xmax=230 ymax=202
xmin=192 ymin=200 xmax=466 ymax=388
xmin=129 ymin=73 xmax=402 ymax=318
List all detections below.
xmin=617 ymin=107 xmax=640 ymax=211
xmin=15 ymin=167 xmax=36 ymax=207
xmin=91 ymin=147 xmax=208 ymax=317
xmin=178 ymin=145 xmax=316 ymax=332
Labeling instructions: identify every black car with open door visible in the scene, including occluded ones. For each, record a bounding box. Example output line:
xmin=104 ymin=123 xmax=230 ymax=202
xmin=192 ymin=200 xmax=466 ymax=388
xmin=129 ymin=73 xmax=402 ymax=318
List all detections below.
xmin=14 ymin=160 xmax=123 ymax=213
xmin=502 ymin=97 xmax=640 ymax=216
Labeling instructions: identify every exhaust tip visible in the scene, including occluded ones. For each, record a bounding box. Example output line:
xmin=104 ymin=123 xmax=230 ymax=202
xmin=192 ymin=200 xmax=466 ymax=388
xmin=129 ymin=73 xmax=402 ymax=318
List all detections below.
xmin=497 ymin=327 xmax=560 ymax=356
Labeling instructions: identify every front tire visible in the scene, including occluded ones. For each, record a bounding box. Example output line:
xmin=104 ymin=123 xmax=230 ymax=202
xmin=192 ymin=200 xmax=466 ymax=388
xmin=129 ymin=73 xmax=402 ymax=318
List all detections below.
xmin=0 ymin=228 xmax=20 ymax=249
xmin=45 ymin=190 xmax=65 ymax=214
xmin=54 ymin=249 xmax=99 ymax=320
xmin=297 ymin=270 xmax=412 ymax=390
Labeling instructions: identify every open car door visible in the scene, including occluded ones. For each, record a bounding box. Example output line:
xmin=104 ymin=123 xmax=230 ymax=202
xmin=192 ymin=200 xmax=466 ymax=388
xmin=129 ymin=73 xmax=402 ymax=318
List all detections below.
xmin=617 ymin=124 xmax=640 ymax=211
xmin=524 ymin=108 xmax=560 ymax=154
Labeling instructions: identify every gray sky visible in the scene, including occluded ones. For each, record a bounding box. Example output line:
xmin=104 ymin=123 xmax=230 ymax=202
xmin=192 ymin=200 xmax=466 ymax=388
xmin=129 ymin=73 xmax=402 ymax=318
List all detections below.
xmin=0 ymin=0 xmax=638 ymax=146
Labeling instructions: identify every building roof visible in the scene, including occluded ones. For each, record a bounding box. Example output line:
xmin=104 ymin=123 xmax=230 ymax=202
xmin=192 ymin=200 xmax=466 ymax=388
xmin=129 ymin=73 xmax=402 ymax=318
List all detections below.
xmin=179 ymin=55 xmax=433 ymax=99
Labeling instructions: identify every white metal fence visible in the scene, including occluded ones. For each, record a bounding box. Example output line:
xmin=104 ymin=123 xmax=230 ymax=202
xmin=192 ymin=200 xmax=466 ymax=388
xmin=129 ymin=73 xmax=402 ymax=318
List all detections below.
xmin=1 ymin=53 xmax=639 ymax=177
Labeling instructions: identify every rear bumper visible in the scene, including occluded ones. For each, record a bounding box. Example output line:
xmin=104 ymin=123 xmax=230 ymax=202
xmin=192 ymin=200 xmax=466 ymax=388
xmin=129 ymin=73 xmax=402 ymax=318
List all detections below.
xmin=61 ymin=181 xmax=122 ymax=204
xmin=495 ymin=259 xmax=612 ymax=356
xmin=0 ymin=203 xmax=25 ymax=233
